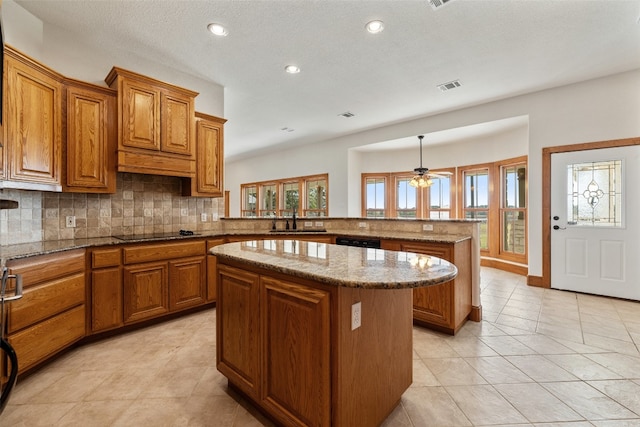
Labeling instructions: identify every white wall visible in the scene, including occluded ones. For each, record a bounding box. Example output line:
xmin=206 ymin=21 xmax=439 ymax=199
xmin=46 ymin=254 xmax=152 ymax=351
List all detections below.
xmin=226 ymin=69 xmax=640 ymax=278
xmin=3 ymin=0 xmax=224 ymax=116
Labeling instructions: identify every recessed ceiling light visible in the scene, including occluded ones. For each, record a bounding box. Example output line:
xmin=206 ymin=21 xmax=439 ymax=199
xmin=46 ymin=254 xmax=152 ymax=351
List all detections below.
xmin=207 ymin=23 xmax=228 ymax=36
xmin=365 ymin=20 xmax=385 ymax=34
xmin=338 ymin=112 xmax=355 ymax=118
xmin=284 ymin=65 xmax=301 ymax=74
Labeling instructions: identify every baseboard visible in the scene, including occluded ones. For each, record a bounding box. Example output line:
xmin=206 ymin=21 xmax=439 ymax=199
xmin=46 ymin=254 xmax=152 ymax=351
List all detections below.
xmin=527 ymin=275 xmax=548 ymax=288
xmin=470 ymin=305 xmax=482 ymax=322
xmin=480 ymin=258 xmax=528 ymax=276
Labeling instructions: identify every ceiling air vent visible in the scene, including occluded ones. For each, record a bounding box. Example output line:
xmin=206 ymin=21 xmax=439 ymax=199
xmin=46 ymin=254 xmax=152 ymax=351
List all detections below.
xmin=338 ymin=111 xmax=355 ymax=118
xmin=428 ymin=0 xmax=453 ymax=10
xmin=437 ymin=79 xmax=461 ymax=92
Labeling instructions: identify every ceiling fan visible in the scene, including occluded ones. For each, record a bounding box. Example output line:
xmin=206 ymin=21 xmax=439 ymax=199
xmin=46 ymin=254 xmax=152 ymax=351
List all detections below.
xmin=409 ymin=135 xmax=452 ymax=188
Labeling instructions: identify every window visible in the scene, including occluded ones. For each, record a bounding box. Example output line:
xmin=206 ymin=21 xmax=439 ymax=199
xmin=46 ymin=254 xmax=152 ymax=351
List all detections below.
xmin=501 ymin=162 xmax=527 ymax=258
xmin=260 ymin=184 xmax=277 ymax=217
xmin=241 ymin=174 xmax=328 ymax=217
xmin=461 ymin=168 xmax=490 ymax=251
xmin=362 ymin=170 xmax=455 ymax=219
xmin=241 ymin=185 xmax=257 ymax=217
xmin=282 ymin=181 xmax=300 ymax=217
xmin=396 ymin=176 xmax=418 ymax=218
xmin=363 ymin=175 xmax=387 ymax=217
xmin=305 ymin=178 xmax=327 ymax=217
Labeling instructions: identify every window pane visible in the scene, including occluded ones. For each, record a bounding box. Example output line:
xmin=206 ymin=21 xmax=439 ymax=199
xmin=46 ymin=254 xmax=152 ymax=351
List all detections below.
xmin=306 ymin=178 xmax=327 ymax=217
xmin=567 ymin=160 xmax=622 ymax=227
xmin=366 ymin=178 xmax=385 ymax=217
xmin=429 ymin=176 xmax=450 ymax=209
xmin=503 ymin=165 xmax=526 ymax=208
xmin=261 ymin=184 xmax=276 ymax=216
xmin=282 ymin=182 xmax=299 ymax=216
xmin=465 ymin=170 xmax=489 ymax=208
xmin=503 ymin=210 xmax=526 ymax=254
xmin=465 ymin=210 xmax=489 ymax=250
xmin=242 ymin=186 xmax=257 ymax=217
xmin=430 ymin=211 xmax=449 ymax=219
xmin=396 ymin=177 xmax=417 ymax=218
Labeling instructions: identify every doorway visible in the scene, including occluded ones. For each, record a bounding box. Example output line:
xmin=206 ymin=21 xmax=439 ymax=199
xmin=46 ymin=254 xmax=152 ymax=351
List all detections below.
xmin=540 ymin=137 xmax=640 ymax=300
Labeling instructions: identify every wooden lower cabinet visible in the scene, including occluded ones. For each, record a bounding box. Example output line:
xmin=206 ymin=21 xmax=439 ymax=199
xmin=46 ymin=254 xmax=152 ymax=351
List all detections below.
xmin=388 ymin=239 xmax=472 ymax=334
xmin=169 ymin=256 xmax=206 ymax=311
xmin=121 ymin=240 xmax=207 ymax=325
xmin=4 ymin=249 xmax=86 ymax=374
xmin=216 ymin=259 xmax=412 ymax=427
xmin=90 ymin=247 xmax=123 ymax=333
xmin=123 ymin=261 xmax=169 ymax=324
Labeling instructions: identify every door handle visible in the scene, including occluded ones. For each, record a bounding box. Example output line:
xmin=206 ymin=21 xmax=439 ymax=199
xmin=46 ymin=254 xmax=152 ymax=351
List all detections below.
xmin=553 ymin=225 xmax=566 ymax=230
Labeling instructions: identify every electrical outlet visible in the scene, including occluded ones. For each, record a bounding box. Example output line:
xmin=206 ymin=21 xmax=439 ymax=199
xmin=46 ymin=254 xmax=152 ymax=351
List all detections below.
xmin=201 ymin=213 xmax=208 ymax=222
xmin=351 ymin=302 xmax=362 ymax=330
xmin=65 ymin=216 xmax=76 ymax=228
xmin=304 ymin=221 xmax=313 ymax=227
xmin=358 ymin=222 xmax=367 ymax=228
xmin=315 ymin=221 xmax=324 ymax=227
xmin=422 ymin=224 xmax=434 ymax=231
xmin=212 ymin=213 xmax=219 ymax=221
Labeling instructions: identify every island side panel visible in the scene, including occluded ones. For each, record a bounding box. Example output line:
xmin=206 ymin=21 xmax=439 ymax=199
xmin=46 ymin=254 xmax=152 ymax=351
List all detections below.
xmin=333 ymin=287 xmax=413 ymax=427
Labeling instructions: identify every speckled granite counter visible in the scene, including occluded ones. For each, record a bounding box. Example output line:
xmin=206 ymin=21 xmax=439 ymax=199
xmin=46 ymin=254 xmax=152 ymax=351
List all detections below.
xmin=210 ymin=239 xmax=457 ymax=289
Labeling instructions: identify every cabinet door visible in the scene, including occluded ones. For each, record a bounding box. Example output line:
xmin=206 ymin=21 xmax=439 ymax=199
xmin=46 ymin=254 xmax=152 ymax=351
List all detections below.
xmin=260 ymin=276 xmax=331 ymax=427
xmin=169 ymin=255 xmax=206 ymax=311
xmin=123 ymin=261 xmax=168 ymax=324
xmin=121 ymin=78 xmax=160 ymax=151
xmin=92 ymin=267 xmax=123 ymax=332
xmin=5 ymin=50 xmax=62 ymax=189
xmin=65 ymin=84 xmax=116 ymax=193
xmin=217 ymin=265 xmax=260 ymax=398
xmin=161 ymin=92 xmax=194 ymax=156
xmin=401 ymin=242 xmax=454 ymax=329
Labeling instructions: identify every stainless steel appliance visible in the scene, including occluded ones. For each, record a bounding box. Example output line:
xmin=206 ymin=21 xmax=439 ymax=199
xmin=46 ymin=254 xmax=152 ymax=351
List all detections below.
xmin=1 ymin=266 xmax=23 ymax=414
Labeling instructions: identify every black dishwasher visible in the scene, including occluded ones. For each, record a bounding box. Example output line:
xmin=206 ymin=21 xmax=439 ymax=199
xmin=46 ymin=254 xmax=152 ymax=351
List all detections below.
xmin=335 ymin=236 xmax=381 ymax=248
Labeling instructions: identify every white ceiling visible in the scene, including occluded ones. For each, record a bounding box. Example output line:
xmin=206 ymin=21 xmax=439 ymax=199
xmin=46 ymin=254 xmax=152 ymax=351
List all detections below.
xmin=14 ymin=0 xmax=640 ymax=160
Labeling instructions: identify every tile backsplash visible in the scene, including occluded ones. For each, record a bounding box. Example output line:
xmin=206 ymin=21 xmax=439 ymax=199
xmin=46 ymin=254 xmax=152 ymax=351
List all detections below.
xmin=0 ymin=173 xmax=224 ymax=246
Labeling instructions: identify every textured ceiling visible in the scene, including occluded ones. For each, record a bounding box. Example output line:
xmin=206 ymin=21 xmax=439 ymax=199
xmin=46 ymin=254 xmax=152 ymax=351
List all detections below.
xmin=14 ymin=0 xmax=640 ymax=159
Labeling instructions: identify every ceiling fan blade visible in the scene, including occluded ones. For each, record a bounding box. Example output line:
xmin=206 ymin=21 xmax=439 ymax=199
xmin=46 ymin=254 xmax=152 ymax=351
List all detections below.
xmin=428 ymin=172 xmax=452 ymax=179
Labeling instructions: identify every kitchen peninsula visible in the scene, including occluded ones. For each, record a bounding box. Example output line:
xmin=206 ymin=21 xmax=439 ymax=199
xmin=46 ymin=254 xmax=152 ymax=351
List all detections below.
xmin=211 ymin=239 xmax=458 ymax=427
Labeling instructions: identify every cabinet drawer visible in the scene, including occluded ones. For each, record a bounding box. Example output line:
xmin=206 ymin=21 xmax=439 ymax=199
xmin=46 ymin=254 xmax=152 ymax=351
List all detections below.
xmin=8 ymin=272 xmax=85 ymax=334
xmin=92 ymin=248 xmax=122 ymax=268
xmin=123 ymin=241 xmax=205 ymax=264
xmin=7 ymin=249 xmax=85 ymax=290
xmin=9 ymin=305 xmax=85 ymax=374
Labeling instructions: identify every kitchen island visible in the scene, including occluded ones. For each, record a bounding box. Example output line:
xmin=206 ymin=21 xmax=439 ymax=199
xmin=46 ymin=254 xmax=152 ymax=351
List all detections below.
xmin=210 ymin=239 xmax=457 ymax=427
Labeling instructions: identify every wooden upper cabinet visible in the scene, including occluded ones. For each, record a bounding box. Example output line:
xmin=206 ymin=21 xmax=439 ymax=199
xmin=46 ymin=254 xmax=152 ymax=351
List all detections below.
xmin=105 ymin=66 xmax=197 ymax=178
xmin=183 ymin=112 xmax=226 ymax=197
xmin=63 ymin=79 xmax=117 ymax=193
xmin=3 ymin=46 xmax=63 ymax=191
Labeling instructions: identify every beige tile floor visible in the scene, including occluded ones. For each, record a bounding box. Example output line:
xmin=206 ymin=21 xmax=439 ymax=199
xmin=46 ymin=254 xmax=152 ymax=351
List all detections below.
xmin=2 ymin=267 xmax=640 ymax=426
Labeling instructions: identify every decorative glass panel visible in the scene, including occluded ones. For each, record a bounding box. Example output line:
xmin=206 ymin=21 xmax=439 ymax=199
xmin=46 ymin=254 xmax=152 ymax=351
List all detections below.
xmin=567 ymin=160 xmax=622 ymax=227
xmin=366 ymin=177 xmax=386 ymax=218
xmin=396 ymin=177 xmax=417 ymax=218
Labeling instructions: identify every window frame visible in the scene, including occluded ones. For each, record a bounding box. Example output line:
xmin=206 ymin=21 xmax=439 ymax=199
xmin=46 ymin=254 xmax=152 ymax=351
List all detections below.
xmin=241 ymin=173 xmax=329 ymax=218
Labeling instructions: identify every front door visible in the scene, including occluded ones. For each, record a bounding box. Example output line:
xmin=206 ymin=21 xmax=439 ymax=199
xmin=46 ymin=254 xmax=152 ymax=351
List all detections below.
xmin=550 ymin=145 xmax=640 ymax=300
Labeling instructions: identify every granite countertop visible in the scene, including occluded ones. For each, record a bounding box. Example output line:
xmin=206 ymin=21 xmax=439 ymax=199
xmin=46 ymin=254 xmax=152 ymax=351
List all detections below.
xmin=0 ymin=229 xmax=470 ymax=265
xmin=211 ymin=239 xmax=458 ymax=290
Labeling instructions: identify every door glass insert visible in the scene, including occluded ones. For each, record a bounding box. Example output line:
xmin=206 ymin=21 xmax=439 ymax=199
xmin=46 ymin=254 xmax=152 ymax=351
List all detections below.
xmin=567 ymin=160 xmax=622 ymax=227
